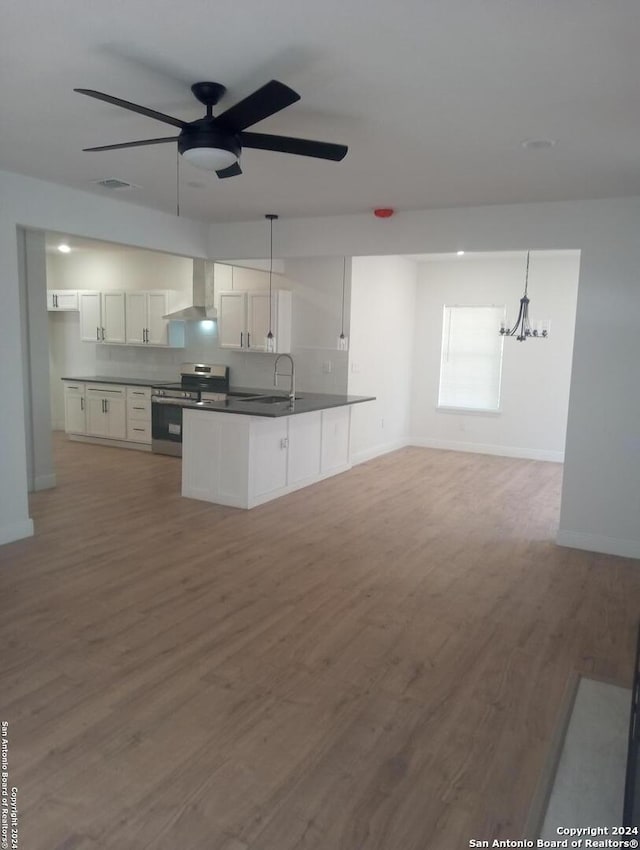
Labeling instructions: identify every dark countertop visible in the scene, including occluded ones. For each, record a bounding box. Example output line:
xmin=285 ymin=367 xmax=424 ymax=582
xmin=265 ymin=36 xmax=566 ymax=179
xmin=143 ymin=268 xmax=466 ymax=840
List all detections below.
xmin=62 ymin=375 xmax=177 ymax=387
xmin=183 ymin=389 xmax=375 ymax=418
xmin=61 ymin=376 xmax=375 ymax=417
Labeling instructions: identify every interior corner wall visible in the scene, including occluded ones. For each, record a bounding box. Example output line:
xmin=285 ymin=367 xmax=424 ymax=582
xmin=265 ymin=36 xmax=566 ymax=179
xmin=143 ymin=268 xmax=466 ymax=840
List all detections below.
xmin=348 ymin=255 xmax=417 ymax=463
xmin=409 ymin=251 xmax=580 ymax=461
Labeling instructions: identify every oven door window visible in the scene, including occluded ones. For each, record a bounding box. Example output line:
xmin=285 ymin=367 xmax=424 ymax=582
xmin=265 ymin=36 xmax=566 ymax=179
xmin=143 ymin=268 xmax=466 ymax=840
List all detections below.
xmin=152 ymin=403 xmax=183 ymax=443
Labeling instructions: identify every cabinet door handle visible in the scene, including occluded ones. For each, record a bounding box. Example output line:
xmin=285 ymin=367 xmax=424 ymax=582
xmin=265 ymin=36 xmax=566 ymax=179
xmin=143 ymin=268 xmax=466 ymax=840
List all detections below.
xmin=80 ymin=397 xmax=84 ymax=411
xmin=247 ymin=332 xmax=250 ymax=348
xmin=96 ymin=326 xmax=100 ymax=341
xmin=240 ymin=331 xmax=243 ymax=347
xmin=105 ymin=399 xmax=109 ymax=413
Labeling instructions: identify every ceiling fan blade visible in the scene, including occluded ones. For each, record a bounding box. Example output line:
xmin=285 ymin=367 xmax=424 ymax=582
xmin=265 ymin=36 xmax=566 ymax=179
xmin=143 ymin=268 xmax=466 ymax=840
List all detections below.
xmin=216 ymin=80 xmax=300 ymax=131
xmin=240 ymin=132 xmax=348 ymax=161
xmin=74 ymin=89 xmax=187 ymax=129
xmin=83 ymin=137 xmax=179 ymax=152
xmin=216 ymin=162 xmax=243 ymax=179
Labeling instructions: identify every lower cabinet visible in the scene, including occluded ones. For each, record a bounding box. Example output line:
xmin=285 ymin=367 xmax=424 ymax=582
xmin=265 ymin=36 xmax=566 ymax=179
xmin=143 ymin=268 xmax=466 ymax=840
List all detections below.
xmin=63 ymin=383 xmax=86 ymax=434
xmin=62 ymin=382 xmax=151 ymax=448
xmin=182 ymin=406 xmax=352 ymax=508
xmin=126 ymin=387 xmax=152 ymax=443
xmin=85 ymin=385 xmax=126 ymax=439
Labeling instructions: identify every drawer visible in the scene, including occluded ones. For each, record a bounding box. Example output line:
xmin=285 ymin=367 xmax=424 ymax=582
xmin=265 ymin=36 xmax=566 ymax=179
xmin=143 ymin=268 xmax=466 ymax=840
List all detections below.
xmin=63 ymin=382 xmax=85 ymax=396
xmin=127 ymin=398 xmax=151 ymax=421
xmin=126 ymin=386 xmax=152 ymax=402
xmin=127 ymin=422 xmax=152 ymax=443
xmin=86 ymin=383 xmax=126 ymax=397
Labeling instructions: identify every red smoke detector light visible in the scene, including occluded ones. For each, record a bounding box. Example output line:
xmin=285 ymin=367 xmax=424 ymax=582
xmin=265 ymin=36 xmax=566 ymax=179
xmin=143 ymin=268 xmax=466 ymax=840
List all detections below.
xmin=374 ymin=208 xmax=394 ymax=218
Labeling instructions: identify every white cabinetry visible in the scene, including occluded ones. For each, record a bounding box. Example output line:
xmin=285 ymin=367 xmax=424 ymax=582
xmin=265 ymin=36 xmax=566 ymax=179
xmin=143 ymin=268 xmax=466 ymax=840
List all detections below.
xmin=63 ymin=382 xmax=153 ymax=449
xmin=79 ymin=292 xmax=102 ymax=341
xmin=125 ymin=291 xmax=169 ymax=345
xmin=78 ymin=290 xmax=183 ymax=347
xmin=48 ymin=290 xmax=79 ymax=311
xmin=85 ymin=384 xmax=127 ymax=439
xmin=79 ymin=291 xmax=126 ymax=343
xmin=218 ymin=290 xmax=291 ymax=353
xmin=126 ymin=386 xmax=152 ymax=443
xmin=250 ymin=418 xmax=289 ymax=498
xmin=321 ymin=407 xmax=351 ymax=472
xmin=63 ymin=382 xmax=86 ymax=434
xmin=182 ymin=406 xmax=352 ymax=508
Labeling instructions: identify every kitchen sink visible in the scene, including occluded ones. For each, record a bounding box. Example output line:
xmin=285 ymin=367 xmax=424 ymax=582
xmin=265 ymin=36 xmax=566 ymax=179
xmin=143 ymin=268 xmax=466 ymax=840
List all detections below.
xmin=226 ymin=391 xmax=262 ymax=398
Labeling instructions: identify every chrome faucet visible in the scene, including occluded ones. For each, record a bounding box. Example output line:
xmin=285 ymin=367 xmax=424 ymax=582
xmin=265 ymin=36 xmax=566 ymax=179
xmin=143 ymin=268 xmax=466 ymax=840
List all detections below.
xmin=274 ymin=354 xmax=295 ymax=406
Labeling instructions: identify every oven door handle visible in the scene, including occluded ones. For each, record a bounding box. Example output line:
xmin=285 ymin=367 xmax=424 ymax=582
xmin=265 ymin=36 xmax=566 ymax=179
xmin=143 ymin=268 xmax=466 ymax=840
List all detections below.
xmin=151 ymin=397 xmax=193 ymax=406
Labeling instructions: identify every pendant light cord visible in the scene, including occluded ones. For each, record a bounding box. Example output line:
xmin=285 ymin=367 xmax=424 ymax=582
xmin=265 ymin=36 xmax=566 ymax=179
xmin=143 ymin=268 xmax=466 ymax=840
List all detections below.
xmin=340 ymin=256 xmax=346 ymax=337
xmin=524 ymin=251 xmax=530 ymax=296
xmin=265 ymin=214 xmax=278 ymax=338
xmin=176 ymin=146 xmax=180 ymax=218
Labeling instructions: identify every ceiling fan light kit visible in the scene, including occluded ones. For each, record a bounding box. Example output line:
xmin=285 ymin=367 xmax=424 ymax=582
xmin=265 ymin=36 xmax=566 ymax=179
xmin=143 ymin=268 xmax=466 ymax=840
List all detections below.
xmin=75 ymin=79 xmax=348 ymax=180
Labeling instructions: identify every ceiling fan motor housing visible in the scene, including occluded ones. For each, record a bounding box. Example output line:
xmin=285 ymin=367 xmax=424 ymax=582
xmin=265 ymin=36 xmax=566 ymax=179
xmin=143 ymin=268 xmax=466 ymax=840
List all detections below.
xmin=178 ymin=119 xmax=240 ymax=160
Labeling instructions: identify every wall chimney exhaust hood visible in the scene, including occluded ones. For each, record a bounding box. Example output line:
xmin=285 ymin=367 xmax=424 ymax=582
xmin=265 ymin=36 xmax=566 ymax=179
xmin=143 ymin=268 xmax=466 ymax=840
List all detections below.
xmin=163 ymin=259 xmax=217 ymax=321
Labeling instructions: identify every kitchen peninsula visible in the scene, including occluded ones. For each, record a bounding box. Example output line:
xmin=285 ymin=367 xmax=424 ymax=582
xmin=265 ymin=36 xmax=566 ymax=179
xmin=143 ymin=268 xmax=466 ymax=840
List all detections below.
xmin=181 ymin=391 xmax=374 ymax=508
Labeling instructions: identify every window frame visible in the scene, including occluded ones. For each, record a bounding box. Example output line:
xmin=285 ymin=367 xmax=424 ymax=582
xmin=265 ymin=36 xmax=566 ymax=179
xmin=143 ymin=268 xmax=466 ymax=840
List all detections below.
xmin=437 ymin=304 xmax=506 ymax=414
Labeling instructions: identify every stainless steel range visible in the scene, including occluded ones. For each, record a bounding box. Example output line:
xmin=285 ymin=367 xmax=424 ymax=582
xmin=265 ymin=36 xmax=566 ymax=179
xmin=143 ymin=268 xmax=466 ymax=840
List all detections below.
xmin=151 ymin=363 xmax=229 ymax=456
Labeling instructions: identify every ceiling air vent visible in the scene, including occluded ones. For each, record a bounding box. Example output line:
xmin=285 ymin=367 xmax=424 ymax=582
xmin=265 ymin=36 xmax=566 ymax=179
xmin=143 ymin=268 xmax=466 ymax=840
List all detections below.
xmin=93 ymin=178 xmax=136 ymax=190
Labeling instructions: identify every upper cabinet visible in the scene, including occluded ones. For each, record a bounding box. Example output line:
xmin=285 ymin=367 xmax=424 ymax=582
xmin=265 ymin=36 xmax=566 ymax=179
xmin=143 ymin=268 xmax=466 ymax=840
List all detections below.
xmin=218 ymin=290 xmax=291 ymax=353
xmin=47 ymin=290 xmax=79 ymax=311
xmin=78 ymin=290 xmax=184 ymax=347
xmin=79 ymin=291 xmax=126 ymax=343
xmin=125 ymin=291 xmax=169 ymax=345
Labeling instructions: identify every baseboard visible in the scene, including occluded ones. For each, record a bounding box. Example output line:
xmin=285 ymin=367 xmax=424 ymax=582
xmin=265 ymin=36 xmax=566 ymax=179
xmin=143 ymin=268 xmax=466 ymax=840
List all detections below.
xmin=352 ymin=438 xmax=409 ymax=465
xmin=68 ymin=434 xmax=152 ymax=452
xmin=34 ymin=473 xmax=56 ymax=491
xmin=556 ymin=529 xmax=640 ymax=560
xmin=409 ymin=436 xmax=564 ymax=463
xmin=0 ymin=518 xmax=35 ymax=547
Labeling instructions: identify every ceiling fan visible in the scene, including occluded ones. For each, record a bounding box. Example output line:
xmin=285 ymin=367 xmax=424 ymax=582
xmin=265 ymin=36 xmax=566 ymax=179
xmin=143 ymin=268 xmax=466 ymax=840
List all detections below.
xmin=75 ymin=80 xmax=348 ymax=178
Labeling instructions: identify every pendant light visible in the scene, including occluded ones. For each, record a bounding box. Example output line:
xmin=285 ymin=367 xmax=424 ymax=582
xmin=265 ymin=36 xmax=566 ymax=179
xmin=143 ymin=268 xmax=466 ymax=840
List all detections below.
xmin=500 ymin=251 xmax=549 ymax=341
xmin=265 ymin=213 xmax=278 ymax=353
xmin=337 ymin=255 xmax=349 ymax=351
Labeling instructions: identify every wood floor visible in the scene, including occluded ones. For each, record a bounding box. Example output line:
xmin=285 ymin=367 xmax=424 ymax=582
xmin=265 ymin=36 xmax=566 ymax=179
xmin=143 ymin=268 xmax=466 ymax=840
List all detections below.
xmin=1 ymin=435 xmax=639 ymax=850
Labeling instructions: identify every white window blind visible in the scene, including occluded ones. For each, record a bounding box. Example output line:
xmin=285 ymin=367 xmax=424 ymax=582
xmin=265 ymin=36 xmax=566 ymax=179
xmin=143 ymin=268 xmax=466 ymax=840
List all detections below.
xmin=438 ymin=305 xmax=504 ymax=412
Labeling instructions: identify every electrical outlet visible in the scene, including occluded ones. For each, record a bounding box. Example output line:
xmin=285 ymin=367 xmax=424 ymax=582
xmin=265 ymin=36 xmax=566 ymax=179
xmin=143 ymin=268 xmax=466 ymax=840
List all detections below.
xmin=381 ymin=418 xmax=385 ymax=429
xmin=322 ymin=361 xmax=333 ymax=374
xmin=351 ymin=361 xmax=360 ymax=373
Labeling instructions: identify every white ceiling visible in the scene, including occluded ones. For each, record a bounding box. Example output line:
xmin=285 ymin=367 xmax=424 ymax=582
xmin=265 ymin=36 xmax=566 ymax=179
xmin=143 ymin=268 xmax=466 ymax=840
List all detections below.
xmin=3 ymin=0 xmax=640 ymax=222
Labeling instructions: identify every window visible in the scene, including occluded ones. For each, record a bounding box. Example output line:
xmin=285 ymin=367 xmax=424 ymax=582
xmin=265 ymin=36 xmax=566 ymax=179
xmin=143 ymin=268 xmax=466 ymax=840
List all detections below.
xmin=438 ymin=305 xmax=504 ymax=412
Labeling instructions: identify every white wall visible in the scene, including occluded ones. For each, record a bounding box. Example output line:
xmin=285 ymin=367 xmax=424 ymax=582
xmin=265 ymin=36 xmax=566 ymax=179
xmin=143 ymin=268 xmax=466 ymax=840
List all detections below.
xmin=46 ymin=246 xmax=193 ymax=292
xmin=208 ymin=199 xmax=640 ymax=560
xmin=348 ymin=256 xmax=417 ymax=463
xmin=410 ymin=251 xmax=579 ymax=461
xmin=0 ymin=169 xmax=208 ymax=546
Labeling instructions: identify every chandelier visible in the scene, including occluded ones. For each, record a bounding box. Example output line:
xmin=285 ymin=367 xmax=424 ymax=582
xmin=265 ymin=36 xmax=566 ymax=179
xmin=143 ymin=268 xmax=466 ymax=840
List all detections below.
xmin=500 ymin=252 xmax=548 ymax=341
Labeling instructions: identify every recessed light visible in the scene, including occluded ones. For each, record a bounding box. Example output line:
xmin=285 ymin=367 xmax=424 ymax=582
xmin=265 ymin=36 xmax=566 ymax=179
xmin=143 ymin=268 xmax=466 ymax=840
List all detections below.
xmin=521 ymin=138 xmax=557 ymax=150
xmin=58 ymin=243 xmax=71 ymax=253
xmin=456 ymin=250 xmax=465 ymax=256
